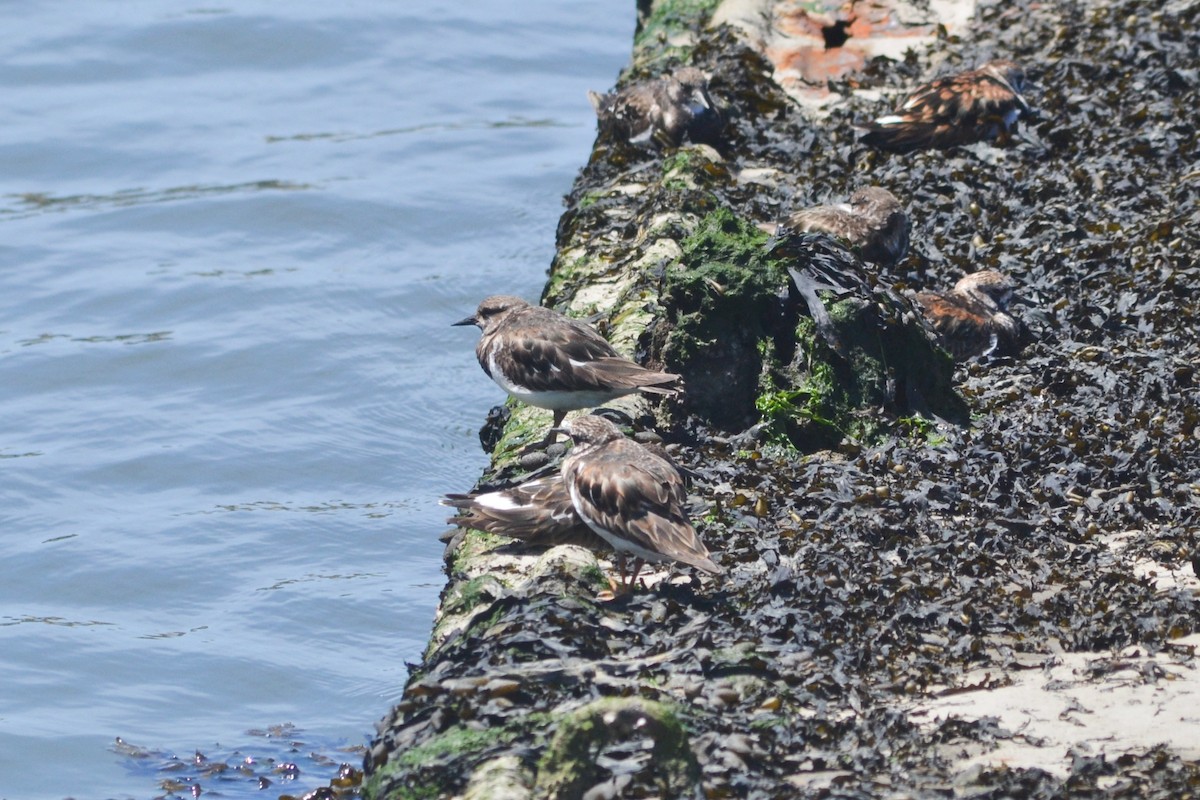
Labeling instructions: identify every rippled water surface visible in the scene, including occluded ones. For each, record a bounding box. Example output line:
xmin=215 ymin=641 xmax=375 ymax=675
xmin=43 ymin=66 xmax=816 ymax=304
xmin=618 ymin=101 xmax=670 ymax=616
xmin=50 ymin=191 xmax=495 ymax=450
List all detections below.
xmin=0 ymin=3 xmax=633 ymax=797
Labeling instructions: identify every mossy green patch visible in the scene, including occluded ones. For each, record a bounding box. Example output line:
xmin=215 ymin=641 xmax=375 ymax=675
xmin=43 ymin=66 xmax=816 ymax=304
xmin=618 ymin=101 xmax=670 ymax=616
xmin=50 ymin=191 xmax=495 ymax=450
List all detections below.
xmin=448 ymin=530 xmax=511 ymax=576
xmin=633 ymin=0 xmax=722 ymax=68
xmin=757 ymin=307 xmax=880 ymax=448
xmin=395 ymin=719 xmax=539 ymax=769
xmin=660 ymin=149 xmax=694 ymax=176
xmin=660 ymin=146 xmax=731 ymax=194
xmin=366 ymin=715 xmax=552 ymax=800
xmin=542 ymin=252 xmax=594 ymax=314
xmin=369 ymin=700 xmax=702 ymax=799
xmin=895 ymin=414 xmax=948 ymax=445
xmin=440 ymin=575 xmax=502 ymax=617
xmin=580 ymin=561 xmax=609 ymax=590
xmin=662 ymin=206 xmax=788 ymax=428
xmin=756 ymin=292 xmax=965 ymax=450
xmin=534 ymin=697 xmax=702 ymax=798
xmin=363 ymin=768 xmax=443 ymax=800
xmin=576 ymin=189 xmax=605 ymax=210
xmin=483 ymin=403 xmax=554 ymax=476
xmin=677 ymin=205 xmax=776 ymax=277
xmin=711 ymin=641 xmax=761 ymax=666
xmin=427 ymin=571 xmax=509 ymax=661
xmin=749 ymin=714 xmax=784 ymax=731
xmin=661 ymin=206 xmax=965 ymax=444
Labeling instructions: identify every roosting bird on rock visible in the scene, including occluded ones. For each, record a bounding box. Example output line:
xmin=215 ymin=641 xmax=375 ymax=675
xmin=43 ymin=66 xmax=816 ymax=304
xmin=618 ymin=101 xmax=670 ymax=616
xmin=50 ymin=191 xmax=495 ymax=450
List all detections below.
xmin=777 ymin=186 xmax=910 ymax=268
xmin=557 ymin=415 xmax=722 ymax=591
xmin=589 ymin=66 xmax=723 ymax=149
xmin=453 ymin=296 xmax=681 ymax=443
xmin=442 ymin=474 xmax=610 ymax=553
xmin=859 ymin=59 xmax=1034 ymax=152
xmin=913 ymin=270 xmax=1023 ymax=361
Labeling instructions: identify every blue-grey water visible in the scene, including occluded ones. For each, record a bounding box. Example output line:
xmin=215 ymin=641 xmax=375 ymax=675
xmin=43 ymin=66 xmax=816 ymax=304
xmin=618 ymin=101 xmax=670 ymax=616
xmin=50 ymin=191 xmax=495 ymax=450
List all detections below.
xmin=0 ymin=3 xmax=633 ymax=798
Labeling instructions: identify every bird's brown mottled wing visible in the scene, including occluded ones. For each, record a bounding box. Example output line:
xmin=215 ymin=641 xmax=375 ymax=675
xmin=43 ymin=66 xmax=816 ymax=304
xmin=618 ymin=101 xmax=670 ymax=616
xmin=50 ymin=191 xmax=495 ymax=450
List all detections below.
xmin=568 ymin=357 xmax=681 ymax=394
xmin=913 ymin=69 xmax=1030 ymax=144
xmin=442 ymin=476 xmax=610 ymax=551
xmin=594 ymin=84 xmax=663 ymax=144
xmin=478 ymin=306 xmax=614 ymax=390
xmin=783 ymin=206 xmax=869 ymax=245
xmin=914 ymin=291 xmax=996 ymax=361
xmin=899 ymin=72 xmax=975 ymax=119
xmin=569 ymin=443 xmax=721 ymax=573
xmin=485 ymin=306 xmax=680 ymax=395
xmin=593 ymin=71 xmax=721 ymax=149
xmin=863 ymin=66 xmax=1030 ymax=152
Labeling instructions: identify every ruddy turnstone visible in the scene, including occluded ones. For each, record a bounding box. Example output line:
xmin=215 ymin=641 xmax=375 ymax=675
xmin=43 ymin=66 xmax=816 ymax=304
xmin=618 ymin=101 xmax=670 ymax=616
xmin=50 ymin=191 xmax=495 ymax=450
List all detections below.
xmin=778 ymin=187 xmax=910 ymax=268
xmin=442 ymin=475 xmax=610 ymax=553
xmin=557 ymin=415 xmax=722 ymax=589
xmin=588 ymin=66 xmax=723 ymax=149
xmin=454 ymin=296 xmax=682 ymax=441
xmin=860 ymin=59 xmax=1033 ymax=152
xmin=914 ymin=270 xmax=1022 ymax=360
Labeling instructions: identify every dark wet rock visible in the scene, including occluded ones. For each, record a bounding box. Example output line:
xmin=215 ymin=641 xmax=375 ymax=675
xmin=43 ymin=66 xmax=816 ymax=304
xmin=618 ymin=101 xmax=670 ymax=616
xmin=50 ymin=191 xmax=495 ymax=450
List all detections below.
xmin=517 ymin=450 xmax=550 ymax=471
xmin=367 ymin=0 xmax=1200 ymax=797
xmin=479 ymin=404 xmax=511 ymax=454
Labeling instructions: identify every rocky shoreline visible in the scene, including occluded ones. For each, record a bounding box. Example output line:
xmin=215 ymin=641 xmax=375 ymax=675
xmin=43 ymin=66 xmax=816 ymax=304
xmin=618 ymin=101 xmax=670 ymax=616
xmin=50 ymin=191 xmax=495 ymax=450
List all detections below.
xmin=364 ymin=0 xmax=1200 ymax=797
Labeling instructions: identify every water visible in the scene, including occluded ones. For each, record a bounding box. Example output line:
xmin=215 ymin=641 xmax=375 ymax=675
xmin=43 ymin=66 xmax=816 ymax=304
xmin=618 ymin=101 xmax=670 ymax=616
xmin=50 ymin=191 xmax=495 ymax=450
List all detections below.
xmin=0 ymin=3 xmax=634 ymax=798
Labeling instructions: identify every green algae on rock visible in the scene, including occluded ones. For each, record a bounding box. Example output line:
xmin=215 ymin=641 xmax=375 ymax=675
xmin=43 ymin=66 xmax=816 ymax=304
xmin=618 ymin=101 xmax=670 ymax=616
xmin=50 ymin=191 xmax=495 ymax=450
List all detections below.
xmin=661 ymin=207 xmax=965 ymax=445
xmin=632 ymin=0 xmax=724 ymax=72
xmin=535 ymin=697 xmax=702 ymax=798
xmin=661 ymin=207 xmax=783 ymax=429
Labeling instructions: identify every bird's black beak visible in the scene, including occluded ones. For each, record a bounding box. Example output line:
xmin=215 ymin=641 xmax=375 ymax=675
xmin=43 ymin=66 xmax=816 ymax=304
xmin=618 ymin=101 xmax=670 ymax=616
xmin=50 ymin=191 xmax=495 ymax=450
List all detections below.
xmin=548 ymin=426 xmax=568 ymax=438
xmin=451 ymin=315 xmax=477 ymax=327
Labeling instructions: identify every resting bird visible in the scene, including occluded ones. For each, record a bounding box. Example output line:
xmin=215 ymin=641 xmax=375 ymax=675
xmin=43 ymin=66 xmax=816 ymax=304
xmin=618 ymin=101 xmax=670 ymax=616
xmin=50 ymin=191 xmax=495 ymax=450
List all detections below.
xmin=557 ymin=415 xmax=721 ymax=590
xmin=859 ymin=59 xmax=1034 ymax=152
xmin=453 ymin=296 xmax=681 ymax=442
xmin=913 ymin=270 xmax=1023 ymax=360
xmin=589 ymin=67 xmax=723 ymax=149
xmin=442 ymin=475 xmax=610 ymax=553
xmin=778 ymin=186 xmax=910 ymax=268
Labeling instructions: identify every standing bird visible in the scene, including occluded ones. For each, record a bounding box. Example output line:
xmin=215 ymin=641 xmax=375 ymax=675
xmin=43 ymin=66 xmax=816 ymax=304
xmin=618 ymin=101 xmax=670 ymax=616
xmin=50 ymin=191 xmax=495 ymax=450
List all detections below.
xmin=453 ymin=296 xmax=681 ymax=442
xmin=589 ymin=66 xmax=723 ymax=150
xmin=778 ymin=186 xmax=910 ymax=268
xmin=859 ymin=59 xmax=1033 ymax=152
xmin=913 ymin=270 xmax=1023 ymax=360
xmin=557 ymin=415 xmax=722 ymax=590
xmin=442 ymin=475 xmax=610 ymax=553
